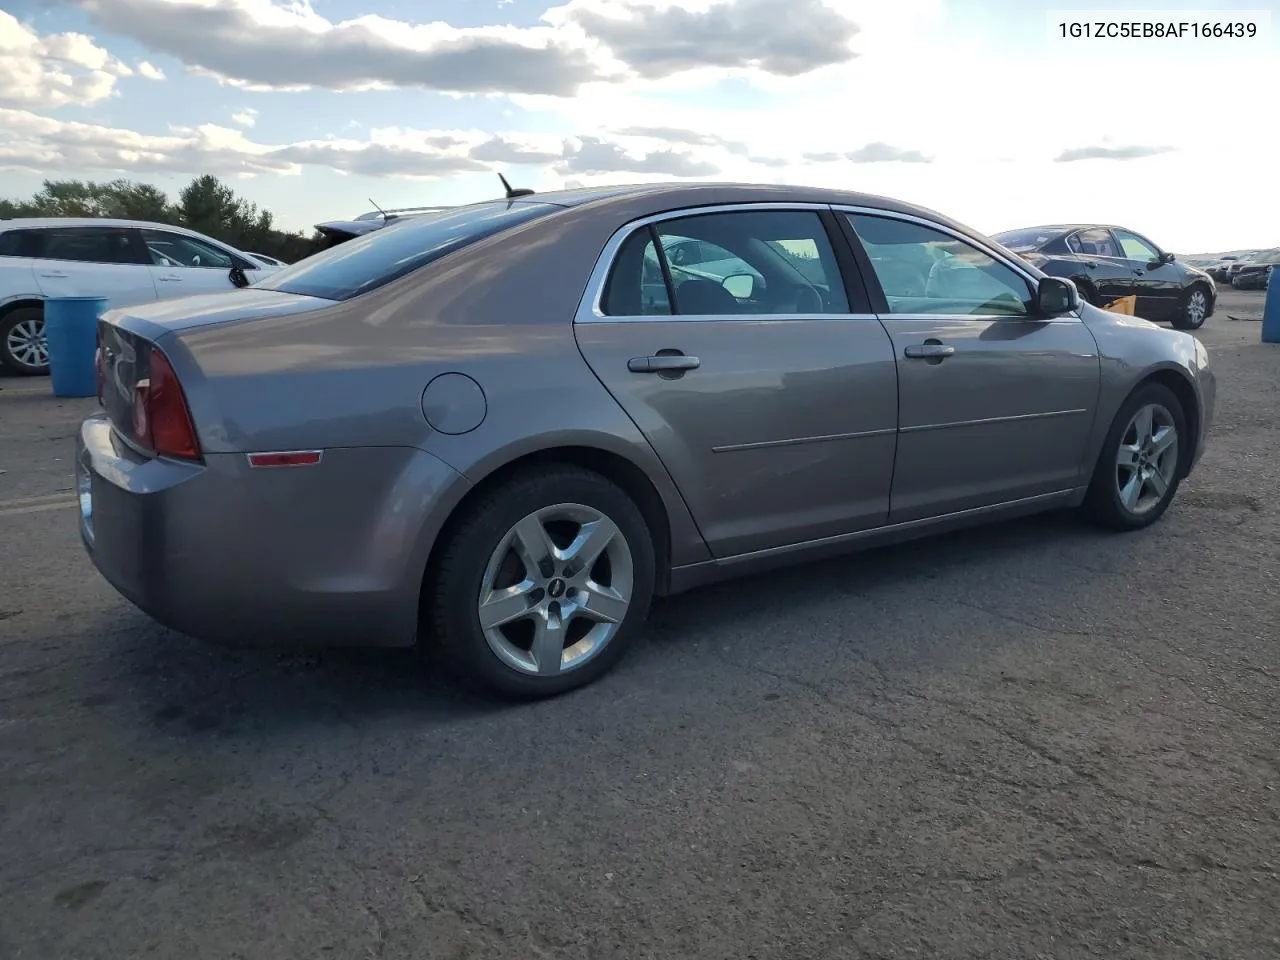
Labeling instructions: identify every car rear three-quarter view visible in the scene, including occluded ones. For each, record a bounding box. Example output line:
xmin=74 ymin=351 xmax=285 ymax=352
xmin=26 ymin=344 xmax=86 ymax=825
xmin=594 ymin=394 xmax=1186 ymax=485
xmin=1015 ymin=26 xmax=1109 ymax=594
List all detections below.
xmin=78 ymin=184 xmax=1216 ymax=699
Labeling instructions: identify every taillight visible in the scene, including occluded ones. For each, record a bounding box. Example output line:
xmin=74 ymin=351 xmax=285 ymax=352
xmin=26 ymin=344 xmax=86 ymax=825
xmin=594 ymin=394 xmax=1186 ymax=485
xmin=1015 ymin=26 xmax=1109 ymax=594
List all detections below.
xmin=129 ymin=348 xmax=201 ymax=461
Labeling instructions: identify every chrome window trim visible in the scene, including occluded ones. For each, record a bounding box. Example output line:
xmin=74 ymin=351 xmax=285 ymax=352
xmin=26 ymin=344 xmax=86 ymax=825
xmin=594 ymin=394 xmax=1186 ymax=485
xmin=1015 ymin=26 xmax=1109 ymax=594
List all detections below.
xmin=573 ymin=201 xmax=879 ymax=325
xmin=832 ymin=205 xmax=1083 ymax=324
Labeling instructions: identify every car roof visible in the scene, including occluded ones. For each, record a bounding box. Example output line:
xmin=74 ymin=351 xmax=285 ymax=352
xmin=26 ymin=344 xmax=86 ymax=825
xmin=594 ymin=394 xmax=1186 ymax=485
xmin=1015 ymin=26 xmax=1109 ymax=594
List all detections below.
xmin=997 ymin=223 xmax=1130 ymax=236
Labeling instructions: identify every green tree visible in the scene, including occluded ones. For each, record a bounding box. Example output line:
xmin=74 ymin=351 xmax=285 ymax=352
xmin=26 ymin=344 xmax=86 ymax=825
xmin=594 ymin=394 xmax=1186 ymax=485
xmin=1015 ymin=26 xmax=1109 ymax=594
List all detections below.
xmin=2 ymin=174 xmax=316 ymax=263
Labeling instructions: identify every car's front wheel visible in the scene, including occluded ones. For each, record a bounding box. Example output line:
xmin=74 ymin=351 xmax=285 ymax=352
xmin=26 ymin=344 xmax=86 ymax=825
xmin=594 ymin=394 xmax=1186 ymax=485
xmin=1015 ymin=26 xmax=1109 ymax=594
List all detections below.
xmin=1083 ymin=381 xmax=1188 ymax=531
xmin=427 ymin=465 xmax=656 ymax=698
xmin=1171 ymin=284 xmax=1210 ymax=330
xmin=0 ymin=306 xmax=50 ymax=375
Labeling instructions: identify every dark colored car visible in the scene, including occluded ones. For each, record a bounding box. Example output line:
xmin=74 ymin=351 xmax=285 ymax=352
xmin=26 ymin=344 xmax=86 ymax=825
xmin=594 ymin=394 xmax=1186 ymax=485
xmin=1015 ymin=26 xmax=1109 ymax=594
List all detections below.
xmin=992 ymin=224 xmax=1216 ymax=329
xmin=1232 ymin=250 xmax=1279 ymax=290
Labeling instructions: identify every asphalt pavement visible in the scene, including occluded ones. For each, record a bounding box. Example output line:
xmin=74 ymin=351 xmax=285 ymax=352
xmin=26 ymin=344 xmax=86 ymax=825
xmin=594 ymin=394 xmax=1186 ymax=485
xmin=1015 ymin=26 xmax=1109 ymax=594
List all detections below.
xmin=2 ymin=290 xmax=1277 ymax=959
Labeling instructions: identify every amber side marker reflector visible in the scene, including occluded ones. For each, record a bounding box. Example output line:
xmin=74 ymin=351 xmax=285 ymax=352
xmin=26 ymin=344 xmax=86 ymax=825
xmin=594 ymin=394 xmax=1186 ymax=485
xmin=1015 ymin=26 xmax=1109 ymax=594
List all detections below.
xmin=246 ymin=450 xmax=324 ymax=468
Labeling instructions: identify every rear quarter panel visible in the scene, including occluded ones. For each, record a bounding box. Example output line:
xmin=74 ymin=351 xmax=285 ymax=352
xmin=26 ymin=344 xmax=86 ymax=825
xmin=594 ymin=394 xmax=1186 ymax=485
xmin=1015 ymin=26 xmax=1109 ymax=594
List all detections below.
xmin=169 ymin=198 xmax=717 ymax=569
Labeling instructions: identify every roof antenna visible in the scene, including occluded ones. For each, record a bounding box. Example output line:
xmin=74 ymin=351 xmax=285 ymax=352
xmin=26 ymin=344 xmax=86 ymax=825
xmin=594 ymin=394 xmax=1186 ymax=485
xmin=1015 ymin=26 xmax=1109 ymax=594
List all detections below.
xmin=498 ymin=172 xmax=536 ymax=199
xmin=368 ymin=197 xmax=392 ymax=220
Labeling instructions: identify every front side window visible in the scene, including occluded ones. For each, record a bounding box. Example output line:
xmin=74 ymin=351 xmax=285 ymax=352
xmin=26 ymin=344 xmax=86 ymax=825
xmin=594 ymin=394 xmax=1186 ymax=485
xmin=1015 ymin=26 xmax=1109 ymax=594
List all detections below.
xmin=1113 ymin=229 xmax=1160 ymax=263
xmin=140 ymin=230 xmax=234 ymax=269
xmin=40 ymin=227 xmax=141 ymax=265
xmin=601 ymin=209 xmax=850 ymax=318
xmin=847 ymin=214 xmax=1031 ymax=317
xmin=256 ymin=200 xmax=560 ymax=302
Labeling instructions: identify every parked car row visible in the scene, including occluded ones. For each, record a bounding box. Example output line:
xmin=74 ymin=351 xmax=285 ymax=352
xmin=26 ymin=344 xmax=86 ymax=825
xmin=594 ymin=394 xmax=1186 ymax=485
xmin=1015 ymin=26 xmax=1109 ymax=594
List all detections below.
xmin=75 ymin=182 xmax=1217 ymax=698
xmin=0 ymin=219 xmax=284 ymax=374
xmin=991 ymin=224 xmax=1216 ymax=330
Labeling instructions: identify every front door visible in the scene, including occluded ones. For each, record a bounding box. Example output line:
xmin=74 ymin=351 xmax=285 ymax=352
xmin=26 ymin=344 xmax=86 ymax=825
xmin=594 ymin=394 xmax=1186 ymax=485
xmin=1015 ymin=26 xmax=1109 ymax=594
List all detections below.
xmin=575 ymin=207 xmax=899 ymax=559
xmin=844 ymin=212 xmax=1101 ymax=524
xmin=139 ymin=228 xmax=260 ymax=298
xmin=31 ymin=225 xmax=159 ymax=309
xmin=1113 ymin=228 xmax=1181 ymax=321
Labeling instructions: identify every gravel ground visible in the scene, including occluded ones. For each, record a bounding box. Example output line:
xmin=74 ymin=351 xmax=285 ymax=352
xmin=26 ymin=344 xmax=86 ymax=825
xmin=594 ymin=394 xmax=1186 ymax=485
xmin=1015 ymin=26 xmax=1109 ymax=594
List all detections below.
xmin=1 ymin=290 xmax=1277 ymax=959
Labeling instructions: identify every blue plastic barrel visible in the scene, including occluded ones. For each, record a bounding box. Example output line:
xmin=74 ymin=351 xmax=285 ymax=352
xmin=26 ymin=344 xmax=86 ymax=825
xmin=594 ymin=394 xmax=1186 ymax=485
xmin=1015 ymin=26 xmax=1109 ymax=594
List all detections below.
xmin=1262 ymin=269 xmax=1280 ymax=344
xmin=44 ymin=297 xmax=107 ymax=398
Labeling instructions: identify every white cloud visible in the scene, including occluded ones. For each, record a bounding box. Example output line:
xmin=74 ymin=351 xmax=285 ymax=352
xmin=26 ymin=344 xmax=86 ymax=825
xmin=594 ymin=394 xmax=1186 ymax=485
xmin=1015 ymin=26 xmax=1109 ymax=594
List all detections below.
xmin=0 ymin=108 xmax=738 ymax=180
xmin=136 ymin=59 xmax=165 ymax=80
xmin=231 ymin=108 xmax=258 ymax=128
xmin=0 ymin=10 xmax=133 ymax=108
xmin=78 ymin=0 xmax=862 ymax=96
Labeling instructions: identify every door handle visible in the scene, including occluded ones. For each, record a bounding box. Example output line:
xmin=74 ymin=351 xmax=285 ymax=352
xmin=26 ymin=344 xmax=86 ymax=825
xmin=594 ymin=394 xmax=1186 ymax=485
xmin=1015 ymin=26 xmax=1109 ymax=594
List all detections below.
xmin=156 ymin=274 xmax=183 ymax=282
xmin=903 ymin=341 xmax=955 ymax=362
xmin=39 ymin=271 xmax=69 ymax=279
xmin=1085 ymin=262 xmax=1098 ymax=269
xmin=628 ymin=354 xmax=700 ymax=373
xmin=1133 ymin=269 xmax=1144 ymax=276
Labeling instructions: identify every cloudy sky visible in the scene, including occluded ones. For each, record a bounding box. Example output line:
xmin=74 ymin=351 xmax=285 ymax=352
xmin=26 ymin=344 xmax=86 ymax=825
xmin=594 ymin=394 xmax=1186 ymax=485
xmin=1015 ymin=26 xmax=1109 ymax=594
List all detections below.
xmin=0 ymin=0 xmax=1275 ymax=251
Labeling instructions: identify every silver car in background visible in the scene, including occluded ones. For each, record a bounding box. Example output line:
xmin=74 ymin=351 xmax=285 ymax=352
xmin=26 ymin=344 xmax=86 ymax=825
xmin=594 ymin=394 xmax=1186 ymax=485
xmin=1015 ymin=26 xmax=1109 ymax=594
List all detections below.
xmin=78 ymin=183 xmax=1216 ymax=697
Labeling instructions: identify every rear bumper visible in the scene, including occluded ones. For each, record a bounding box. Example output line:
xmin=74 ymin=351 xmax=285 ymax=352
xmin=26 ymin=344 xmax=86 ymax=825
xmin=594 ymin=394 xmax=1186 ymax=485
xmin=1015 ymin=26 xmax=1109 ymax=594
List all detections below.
xmin=77 ymin=414 xmax=467 ymax=648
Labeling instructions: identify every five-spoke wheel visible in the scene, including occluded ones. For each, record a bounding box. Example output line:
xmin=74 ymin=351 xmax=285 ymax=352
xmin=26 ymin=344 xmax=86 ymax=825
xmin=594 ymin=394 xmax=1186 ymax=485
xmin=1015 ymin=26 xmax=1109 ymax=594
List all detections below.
xmin=428 ymin=466 xmax=655 ymax=698
xmin=1086 ymin=381 xmax=1187 ymax=530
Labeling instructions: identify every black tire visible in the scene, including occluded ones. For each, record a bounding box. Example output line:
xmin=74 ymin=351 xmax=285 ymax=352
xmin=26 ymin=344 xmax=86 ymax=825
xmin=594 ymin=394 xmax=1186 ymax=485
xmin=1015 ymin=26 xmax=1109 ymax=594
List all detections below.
xmin=1170 ymin=283 xmax=1210 ymax=330
xmin=0 ymin=306 xmax=49 ymax=376
xmin=1083 ymin=381 xmax=1188 ymax=531
xmin=426 ymin=465 xmax=656 ymax=699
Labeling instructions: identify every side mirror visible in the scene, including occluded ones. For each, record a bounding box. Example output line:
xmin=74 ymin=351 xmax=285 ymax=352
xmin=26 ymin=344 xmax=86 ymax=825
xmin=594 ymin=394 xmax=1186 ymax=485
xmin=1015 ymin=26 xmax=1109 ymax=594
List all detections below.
xmin=1158 ymin=251 xmax=1176 ymax=265
xmin=722 ymin=273 xmax=755 ymax=299
xmin=1036 ymin=276 xmax=1079 ymax=316
xmin=229 ymin=266 xmax=250 ymax=289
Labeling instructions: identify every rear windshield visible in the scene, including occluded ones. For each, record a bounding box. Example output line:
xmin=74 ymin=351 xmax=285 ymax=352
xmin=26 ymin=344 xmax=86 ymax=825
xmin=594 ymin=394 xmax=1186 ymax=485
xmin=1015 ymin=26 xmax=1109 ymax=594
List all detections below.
xmin=255 ymin=200 xmax=560 ymax=301
xmin=991 ymin=228 xmax=1061 ymax=251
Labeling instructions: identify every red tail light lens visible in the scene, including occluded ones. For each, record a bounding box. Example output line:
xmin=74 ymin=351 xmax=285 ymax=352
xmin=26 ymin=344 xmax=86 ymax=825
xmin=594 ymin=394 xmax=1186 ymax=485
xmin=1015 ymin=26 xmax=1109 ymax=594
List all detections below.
xmin=130 ymin=348 xmax=201 ymax=461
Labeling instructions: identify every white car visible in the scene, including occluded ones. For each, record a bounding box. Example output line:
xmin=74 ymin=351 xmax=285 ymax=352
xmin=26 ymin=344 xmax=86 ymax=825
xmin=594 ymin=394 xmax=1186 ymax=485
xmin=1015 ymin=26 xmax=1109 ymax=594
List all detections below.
xmin=246 ymin=252 xmax=288 ymax=268
xmin=0 ymin=218 xmax=280 ymax=375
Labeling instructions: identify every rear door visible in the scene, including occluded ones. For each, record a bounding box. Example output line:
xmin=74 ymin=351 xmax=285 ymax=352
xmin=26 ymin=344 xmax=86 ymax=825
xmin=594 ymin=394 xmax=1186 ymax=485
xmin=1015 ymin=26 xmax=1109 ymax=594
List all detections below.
xmin=1113 ymin=228 xmax=1181 ymax=320
xmin=842 ymin=211 xmax=1101 ymax=523
xmin=1064 ymin=228 xmax=1136 ymax=307
xmin=140 ymin=228 xmax=265 ymax=297
xmin=30 ymin=226 xmax=159 ymax=308
xmin=574 ymin=205 xmax=899 ymax=559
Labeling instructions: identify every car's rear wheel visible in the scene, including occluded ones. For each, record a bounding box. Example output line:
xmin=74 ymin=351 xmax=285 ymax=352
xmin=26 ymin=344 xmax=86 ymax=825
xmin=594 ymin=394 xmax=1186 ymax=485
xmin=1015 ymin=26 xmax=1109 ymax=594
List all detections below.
xmin=1083 ymin=381 xmax=1187 ymax=531
xmin=427 ymin=465 xmax=656 ymax=698
xmin=1171 ymin=284 xmax=1210 ymax=330
xmin=0 ymin=306 xmax=49 ymax=375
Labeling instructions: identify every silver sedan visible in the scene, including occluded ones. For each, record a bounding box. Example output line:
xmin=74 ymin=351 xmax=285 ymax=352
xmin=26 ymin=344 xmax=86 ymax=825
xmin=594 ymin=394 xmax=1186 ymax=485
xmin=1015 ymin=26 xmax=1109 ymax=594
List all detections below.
xmin=78 ymin=183 xmax=1216 ymax=697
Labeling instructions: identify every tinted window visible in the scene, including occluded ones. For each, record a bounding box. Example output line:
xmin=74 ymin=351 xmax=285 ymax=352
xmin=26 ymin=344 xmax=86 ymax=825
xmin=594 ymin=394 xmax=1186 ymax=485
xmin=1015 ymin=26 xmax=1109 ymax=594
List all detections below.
xmin=40 ymin=227 xmax=142 ymax=265
xmin=1067 ymin=228 xmax=1120 ymax=258
xmin=256 ymin=200 xmax=560 ymax=302
xmin=601 ymin=209 xmax=850 ymax=318
xmin=848 ymin=214 xmax=1032 ymax=317
xmin=140 ymin=229 xmax=234 ymax=269
xmin=0 ymin=229 xmax=42 ymax=258
xmin=1113 ymin=229 xmax=1160 ymax=262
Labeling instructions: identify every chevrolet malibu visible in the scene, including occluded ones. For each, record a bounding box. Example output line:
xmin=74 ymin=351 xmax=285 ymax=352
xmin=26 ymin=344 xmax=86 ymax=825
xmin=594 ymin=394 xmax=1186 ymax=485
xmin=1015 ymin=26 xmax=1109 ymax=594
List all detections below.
xmin=79 ymin=183 xmax=1216 ymax=698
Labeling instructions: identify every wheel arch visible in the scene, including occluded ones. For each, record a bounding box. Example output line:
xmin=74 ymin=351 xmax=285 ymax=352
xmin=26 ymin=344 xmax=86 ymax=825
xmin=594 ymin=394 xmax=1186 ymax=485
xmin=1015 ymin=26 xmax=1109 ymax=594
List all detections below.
xmin=419 ymin=442 xmax=681 ymax=620
xmin=0 ymin=296 xmax=45 ymax=319
xmin=1140 ymin=367 xmax=1201 ymax=478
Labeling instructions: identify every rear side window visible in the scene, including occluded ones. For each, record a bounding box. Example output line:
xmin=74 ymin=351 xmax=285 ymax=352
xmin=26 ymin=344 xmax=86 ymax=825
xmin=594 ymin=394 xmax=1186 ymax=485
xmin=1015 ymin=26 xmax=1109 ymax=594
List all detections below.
xmin=40 ymin=227 xmax=143 ymax=265
xmin=0 ymin=229 xmax=42 ymax=258
xmin=255 ymin=201 xmax=560 ymax=302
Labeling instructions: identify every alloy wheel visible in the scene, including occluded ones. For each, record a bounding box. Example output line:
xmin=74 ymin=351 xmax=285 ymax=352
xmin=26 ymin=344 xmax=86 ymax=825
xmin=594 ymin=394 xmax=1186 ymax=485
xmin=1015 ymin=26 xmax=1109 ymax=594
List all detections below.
xmin=1115 ymin=403 xmax=1178 ymax=516
xmin=477 ymin=503 xmax=634 ymax=677
xmin=1187 ymin=290 xmax=1207 ymax=326
xmin=5 ymin=316 xmax=48 ymax=370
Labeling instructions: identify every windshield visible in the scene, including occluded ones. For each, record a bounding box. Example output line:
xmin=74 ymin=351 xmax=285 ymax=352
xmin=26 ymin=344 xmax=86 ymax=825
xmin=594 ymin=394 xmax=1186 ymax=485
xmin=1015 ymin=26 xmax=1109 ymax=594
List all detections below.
xmin=992 ymin=228 xmax=1060 ymax=251
xmin=258 ymin=200 xmax=560 ymax=301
